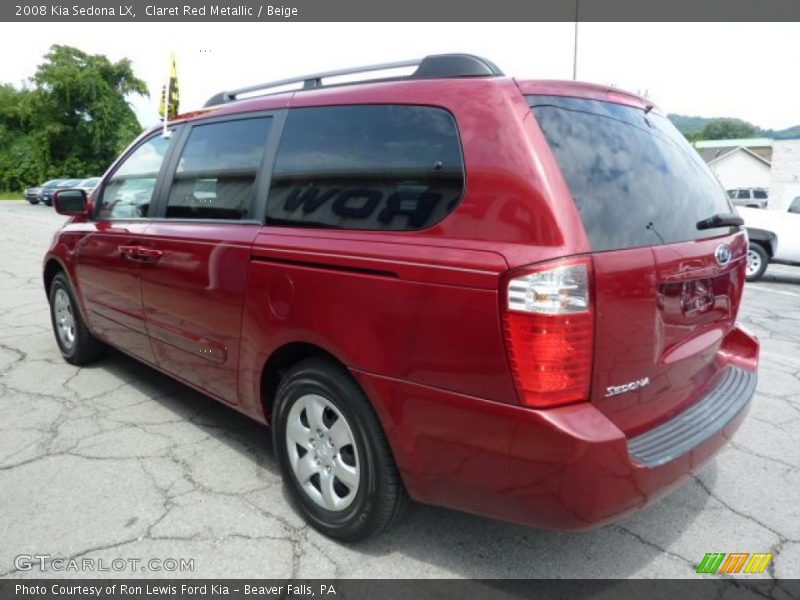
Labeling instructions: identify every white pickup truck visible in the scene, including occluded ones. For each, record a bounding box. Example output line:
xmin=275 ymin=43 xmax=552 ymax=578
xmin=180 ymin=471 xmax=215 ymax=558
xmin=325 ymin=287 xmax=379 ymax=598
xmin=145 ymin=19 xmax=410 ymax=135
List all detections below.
xmin=739 ymin=198 xmax=800 ymax=281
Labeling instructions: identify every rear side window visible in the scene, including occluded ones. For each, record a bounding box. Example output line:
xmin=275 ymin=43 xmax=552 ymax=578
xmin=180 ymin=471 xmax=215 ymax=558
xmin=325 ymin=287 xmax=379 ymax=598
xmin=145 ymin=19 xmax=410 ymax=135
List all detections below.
xmin=529 ymin=96 xmax=734 ymax=251
xmin=737 ymin=189 xmax=751 ymax=199
xmin=789 ymin=197 xmax=800 ymax=214
xmin=266 ymin=105 xmax=464 ymax=230
xmin=166 ymin=117 xmax=272 ymax=220
xmin=753 ymin=190 xmax=768 ymax=199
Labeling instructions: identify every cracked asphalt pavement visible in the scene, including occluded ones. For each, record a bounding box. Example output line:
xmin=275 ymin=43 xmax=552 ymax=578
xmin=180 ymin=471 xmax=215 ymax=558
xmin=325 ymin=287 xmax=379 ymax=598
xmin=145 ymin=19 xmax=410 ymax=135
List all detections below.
xmin=1 ymin=200 xmax=798 ymax=579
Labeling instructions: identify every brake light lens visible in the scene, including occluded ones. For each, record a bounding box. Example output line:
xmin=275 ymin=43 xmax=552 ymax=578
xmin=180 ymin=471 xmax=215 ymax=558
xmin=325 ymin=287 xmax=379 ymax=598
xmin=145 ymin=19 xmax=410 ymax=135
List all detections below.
xmin=503 ymin=258 xmax=594 ymax=409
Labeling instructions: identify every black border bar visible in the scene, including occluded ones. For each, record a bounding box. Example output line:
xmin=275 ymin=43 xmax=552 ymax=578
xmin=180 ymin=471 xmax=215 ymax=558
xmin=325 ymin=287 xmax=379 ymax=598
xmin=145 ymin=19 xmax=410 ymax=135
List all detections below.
xmin=1 ymin=579 xmax=799 ymax=600
xmin=3 ymin=0 xmax=800 ymax=22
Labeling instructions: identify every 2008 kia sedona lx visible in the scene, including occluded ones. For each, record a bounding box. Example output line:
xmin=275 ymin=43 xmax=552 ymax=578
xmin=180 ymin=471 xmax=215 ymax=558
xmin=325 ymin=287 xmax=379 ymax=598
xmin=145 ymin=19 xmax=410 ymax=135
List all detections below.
xmin=44 ymin=54 xmax=759 ymax=541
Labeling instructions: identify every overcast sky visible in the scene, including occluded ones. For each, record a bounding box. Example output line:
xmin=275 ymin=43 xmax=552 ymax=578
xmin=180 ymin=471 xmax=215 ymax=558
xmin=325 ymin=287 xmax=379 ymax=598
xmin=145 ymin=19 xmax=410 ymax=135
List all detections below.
xmin=2 ymin=22 xmax=798 ymax=130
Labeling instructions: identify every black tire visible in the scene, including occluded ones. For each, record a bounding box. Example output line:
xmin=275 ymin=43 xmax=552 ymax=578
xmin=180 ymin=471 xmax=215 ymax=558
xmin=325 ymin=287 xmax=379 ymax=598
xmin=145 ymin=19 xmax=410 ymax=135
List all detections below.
xmin=48 ymin=272 xmax=105 ymax=365
xmin=27 ymin=199 xmax=39 ymax=205
xmin=43 ymin=200 xmax=52 ymax=206
xmin=746 ymin=243 xmax=769 ymax=282
xmin=272 ymin=357 xmax=408 ymax=542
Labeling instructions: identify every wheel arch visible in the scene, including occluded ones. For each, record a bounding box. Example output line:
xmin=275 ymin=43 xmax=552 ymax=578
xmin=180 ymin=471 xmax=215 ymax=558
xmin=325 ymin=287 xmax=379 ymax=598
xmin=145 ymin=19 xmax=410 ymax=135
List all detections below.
xmin=43 ymin=256 xmax=93 ymax=332
xmin=43 ymin=257 xmax=69 ymax=297
xmin=746 ymin=228 xmax=777 ymax=258
xmin=260 ymin=342 xmax=346 ymax=424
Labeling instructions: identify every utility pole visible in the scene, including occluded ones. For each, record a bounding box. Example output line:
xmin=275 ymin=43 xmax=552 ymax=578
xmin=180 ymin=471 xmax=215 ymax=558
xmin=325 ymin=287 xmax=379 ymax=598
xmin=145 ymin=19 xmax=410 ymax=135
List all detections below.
xmin=572 ymin=0 xmax=579 ymax=80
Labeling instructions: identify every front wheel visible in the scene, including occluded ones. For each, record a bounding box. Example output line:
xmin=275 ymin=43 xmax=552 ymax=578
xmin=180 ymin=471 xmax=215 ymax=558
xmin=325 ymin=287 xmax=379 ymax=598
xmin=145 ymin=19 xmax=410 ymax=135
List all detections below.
xmin=49 ymin=273 xmax=105 ymax=365
xmin=746 ymin=244 xmax=769 ymax=282
xmin=272 ymin=357 xmax=408 ymax=542
xmin=27 ymin=199 xmax=39 ymax=205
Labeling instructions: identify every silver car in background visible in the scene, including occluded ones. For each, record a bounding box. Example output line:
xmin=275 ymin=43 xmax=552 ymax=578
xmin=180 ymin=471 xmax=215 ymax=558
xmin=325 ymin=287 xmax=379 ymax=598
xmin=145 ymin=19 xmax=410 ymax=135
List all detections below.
xmin=728 ymin=187 xmax=769 ymax=209
xmin=25 ymin=179 xmax=65 ymax=205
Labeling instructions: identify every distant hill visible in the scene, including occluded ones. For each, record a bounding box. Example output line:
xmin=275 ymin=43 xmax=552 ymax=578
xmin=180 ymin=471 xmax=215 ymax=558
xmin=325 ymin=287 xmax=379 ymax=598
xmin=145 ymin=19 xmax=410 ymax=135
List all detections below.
xmin=668 ymin=113 xmax=800 ymax=140
xmin=668 ymin=114 xmax=713 ymax=136
xmin=769 ymin=124 xmax=800 ymax=140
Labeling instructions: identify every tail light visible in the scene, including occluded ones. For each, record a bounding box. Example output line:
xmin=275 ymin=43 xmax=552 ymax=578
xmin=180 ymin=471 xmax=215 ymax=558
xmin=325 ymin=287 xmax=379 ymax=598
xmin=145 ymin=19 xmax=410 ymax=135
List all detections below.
xmin=502 ymin=256 xmax=594 ymax=409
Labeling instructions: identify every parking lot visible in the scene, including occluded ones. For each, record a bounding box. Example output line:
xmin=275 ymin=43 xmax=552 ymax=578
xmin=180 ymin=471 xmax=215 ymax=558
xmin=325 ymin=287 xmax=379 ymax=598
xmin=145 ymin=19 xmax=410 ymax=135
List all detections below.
xmin=0 ymin=199 xmax=798 ymax=579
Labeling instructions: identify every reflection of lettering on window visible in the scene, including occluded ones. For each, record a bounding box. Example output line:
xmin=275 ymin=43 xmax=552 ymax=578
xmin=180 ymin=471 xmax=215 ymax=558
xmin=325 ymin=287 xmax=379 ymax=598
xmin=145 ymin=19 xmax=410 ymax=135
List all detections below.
xmin=280 ymin=186 xmax=443 ymax=228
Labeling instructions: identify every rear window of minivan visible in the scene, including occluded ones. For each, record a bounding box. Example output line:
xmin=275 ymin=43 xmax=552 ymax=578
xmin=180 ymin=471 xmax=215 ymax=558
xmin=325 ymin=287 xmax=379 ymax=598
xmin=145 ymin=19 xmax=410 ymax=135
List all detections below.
xmin=529 ymin=95 xmax=734 ymax=252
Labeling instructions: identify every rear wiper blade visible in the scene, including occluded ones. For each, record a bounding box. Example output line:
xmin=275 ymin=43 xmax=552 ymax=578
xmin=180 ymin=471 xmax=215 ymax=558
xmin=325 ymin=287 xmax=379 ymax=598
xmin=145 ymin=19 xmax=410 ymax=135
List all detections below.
xmin=696 ymin=212 xmax=744 ymax=231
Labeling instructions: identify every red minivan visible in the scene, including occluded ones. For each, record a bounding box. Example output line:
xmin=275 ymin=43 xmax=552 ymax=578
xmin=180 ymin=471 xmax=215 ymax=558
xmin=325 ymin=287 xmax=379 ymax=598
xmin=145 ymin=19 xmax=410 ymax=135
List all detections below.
xmin=45 ymin=54 xmax=759 ymax=541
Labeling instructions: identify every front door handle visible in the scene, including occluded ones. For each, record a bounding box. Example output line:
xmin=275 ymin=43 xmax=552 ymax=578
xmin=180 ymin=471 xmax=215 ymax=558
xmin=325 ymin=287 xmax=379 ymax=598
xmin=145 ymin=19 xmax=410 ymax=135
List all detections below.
xmin=135 ymin=248 xmax=163 ymax=263
xmin=118 ymin=245 xmax=162 ymax=264
xmin=119 ymin=245 xmax=140 ymax=260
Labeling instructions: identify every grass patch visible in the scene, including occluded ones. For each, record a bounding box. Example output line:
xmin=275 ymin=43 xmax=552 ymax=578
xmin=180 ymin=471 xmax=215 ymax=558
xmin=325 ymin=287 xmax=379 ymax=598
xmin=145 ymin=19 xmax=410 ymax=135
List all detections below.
xmin=0 ymin=191 xmax=24 ymax=200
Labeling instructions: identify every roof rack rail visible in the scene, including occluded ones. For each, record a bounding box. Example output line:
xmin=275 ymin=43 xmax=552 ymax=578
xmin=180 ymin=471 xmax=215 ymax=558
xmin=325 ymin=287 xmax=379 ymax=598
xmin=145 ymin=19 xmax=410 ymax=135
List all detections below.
xmin=203 ymin=53 xmax=503 ymax=107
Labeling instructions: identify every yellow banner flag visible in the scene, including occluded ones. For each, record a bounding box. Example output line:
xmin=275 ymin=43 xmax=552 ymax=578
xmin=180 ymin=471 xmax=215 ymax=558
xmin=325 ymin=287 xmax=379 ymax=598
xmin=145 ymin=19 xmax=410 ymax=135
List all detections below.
xmin=159 ymin=52 xmax=179 ymax=120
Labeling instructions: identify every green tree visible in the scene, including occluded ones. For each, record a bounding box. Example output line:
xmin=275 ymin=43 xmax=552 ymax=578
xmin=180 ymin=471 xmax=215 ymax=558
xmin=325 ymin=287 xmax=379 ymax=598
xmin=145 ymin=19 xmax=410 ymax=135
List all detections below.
xmin=0 ymin=45 xmax=147 ymax=192
xmin=30 ymin=45 xmax=148 ymax=176
xmin=0 ymin=84 xmax=40 ymax=191
xmin=698 ymin=118 xmax=759 ymax=141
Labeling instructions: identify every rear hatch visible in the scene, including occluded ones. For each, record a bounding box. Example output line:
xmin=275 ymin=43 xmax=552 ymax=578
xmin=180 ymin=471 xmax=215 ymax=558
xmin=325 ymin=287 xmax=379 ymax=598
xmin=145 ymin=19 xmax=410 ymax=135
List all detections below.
xmin=527 ymin=93 xmax=747 ymax=436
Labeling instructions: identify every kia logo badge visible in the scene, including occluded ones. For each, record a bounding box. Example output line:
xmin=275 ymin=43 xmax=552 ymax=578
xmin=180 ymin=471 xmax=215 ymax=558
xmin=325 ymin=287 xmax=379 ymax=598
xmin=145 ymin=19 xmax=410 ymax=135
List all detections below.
xmin=715 ymin=243 xmax=732 ymax=266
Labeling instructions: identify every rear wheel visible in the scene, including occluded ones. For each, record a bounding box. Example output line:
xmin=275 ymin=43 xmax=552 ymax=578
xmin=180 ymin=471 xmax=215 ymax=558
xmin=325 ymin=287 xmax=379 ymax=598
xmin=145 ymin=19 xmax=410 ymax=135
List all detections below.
xmin=272 ymin=357 xmax=408 ymax=542
xmin=746 ymin=244 xmax=768 ymax=282
xmin=49 ymin=273 xmax=105 ymax=365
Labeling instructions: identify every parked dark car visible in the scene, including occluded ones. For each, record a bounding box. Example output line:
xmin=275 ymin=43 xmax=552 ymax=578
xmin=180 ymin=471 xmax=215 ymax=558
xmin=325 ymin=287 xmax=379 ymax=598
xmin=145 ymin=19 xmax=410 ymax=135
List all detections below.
xmin=26 ymin=179 xmax=64 ymax=204
xmin=39 ymin=179 xmax=82 ymax=206
xmin=44 ymin=54 xmax=759 ymax=542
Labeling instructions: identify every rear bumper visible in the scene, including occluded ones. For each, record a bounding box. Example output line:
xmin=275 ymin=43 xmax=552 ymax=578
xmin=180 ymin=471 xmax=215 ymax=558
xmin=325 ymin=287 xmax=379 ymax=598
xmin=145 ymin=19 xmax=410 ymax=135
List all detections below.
xmin=352 ymin=325 xmax=758 ymax=531
xmin=628 ymin=366 xmax=755 ymax=468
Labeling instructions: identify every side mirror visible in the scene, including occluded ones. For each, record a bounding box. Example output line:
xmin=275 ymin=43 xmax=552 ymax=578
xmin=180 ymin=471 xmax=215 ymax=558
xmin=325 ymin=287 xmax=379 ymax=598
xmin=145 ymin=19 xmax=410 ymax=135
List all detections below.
xmin=53 ymin=189 xmax=91 ymax=217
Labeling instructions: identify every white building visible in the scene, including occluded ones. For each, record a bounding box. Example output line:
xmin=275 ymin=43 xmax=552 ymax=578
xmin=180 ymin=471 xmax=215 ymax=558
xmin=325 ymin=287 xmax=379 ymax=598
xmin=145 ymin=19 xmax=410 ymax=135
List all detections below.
xmin=695 ymin=138 xmax=772 ymax=191
xmin=768 ymin=140 xmax=800 ymax=211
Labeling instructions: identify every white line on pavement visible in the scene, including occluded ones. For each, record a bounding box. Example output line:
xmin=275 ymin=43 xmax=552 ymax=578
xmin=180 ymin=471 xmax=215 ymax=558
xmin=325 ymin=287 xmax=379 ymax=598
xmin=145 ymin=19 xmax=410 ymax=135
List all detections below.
xmin=747 ymin=285 xmax=800 ymax=298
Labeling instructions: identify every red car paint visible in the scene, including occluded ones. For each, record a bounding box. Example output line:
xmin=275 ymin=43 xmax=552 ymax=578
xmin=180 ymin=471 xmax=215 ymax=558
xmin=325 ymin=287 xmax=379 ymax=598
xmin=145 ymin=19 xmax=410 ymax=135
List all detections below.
xmin=44 ymin=75 xmax=759 ymax=530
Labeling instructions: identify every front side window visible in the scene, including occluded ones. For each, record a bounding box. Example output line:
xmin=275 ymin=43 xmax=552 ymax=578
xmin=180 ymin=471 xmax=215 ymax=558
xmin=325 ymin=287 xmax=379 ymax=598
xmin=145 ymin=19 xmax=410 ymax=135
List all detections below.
xmin=789 ymin=197 xmax=800 ymax=214
xmin=165 ymin=117 xmax=272 ymax=220
xmin=753 ymin=190 xmax=768 ymax=199
xmin=98 ymin=135 xmax=173 ymax=220
xmin=266 ymin=105 xmax=464 ymax=231
xmin=737 ymin=189 xmax=751 ymax=199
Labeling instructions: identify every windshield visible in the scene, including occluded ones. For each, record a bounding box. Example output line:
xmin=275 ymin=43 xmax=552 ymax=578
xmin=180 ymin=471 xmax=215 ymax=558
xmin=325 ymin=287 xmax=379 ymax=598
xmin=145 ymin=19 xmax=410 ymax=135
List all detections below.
xmin=529 ymin=95 xmax=735 ymax=252
xmin=80 ymin=178 xmax=99 ymax=187
xmin=62 ymin=179 xmax=82 ymax=186
xmin=43 ymin=180 xmax=63 ymax=188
